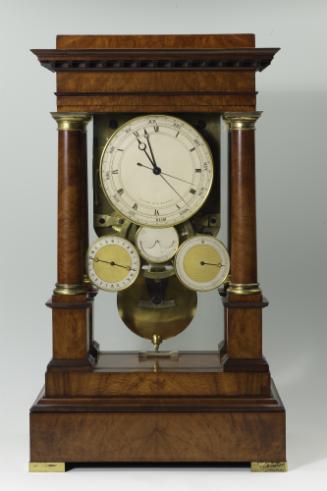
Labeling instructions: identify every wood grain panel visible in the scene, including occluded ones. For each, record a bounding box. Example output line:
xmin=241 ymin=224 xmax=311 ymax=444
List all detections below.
xmin=226 ymin=308 xmax=262 ymax=359
xmin=57 ymin=71 xmax=255 ymax=93
xmin=45 ymin=370 xmax=270 ymax=397
xmin=57 ymin=99 xmax=255 ymax=114
xmin=56 ymin=34 xmax=256 ymax=50
xmin=30 ymin=380 xmax=286 ymax=464
xmin=30 ymin=409 xmax=285 ymax=463
xmin=52 ymin=307 xmax=90 ymax=360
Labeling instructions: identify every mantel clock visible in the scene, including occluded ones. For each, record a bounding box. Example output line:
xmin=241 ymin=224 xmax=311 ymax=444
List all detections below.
xmin=29 ymin=34 xmax=286 ymax=472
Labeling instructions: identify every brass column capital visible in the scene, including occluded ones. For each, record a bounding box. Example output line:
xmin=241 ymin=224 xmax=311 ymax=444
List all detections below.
xmin=53 ymin=283 xmax=87 ymax=296
xmin=223 ymin=111 xmax=262 ymax=131
xmin=227 ymin=282 xmax=261 ymax=295
xmin=51 ymin=112 xmax=91 ymax=132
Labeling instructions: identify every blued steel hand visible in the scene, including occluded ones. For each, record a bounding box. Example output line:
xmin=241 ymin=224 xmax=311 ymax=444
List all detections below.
xmin=135 ymin=135 xmax=161 ymax=174
xmin=200 ymin=261 xmax=224 ymax=268
xmin=136 ymin=162 xmax=193 ymax=185
xmin=91 ymin=257 xmax=135 ymax=271
xmin=142 ymin=239 xmax=160 ymax=250
xmin=159 ymin=173 xmax=189 ymax=206
xmin=143 ymin=128 xmax=158 ymax=168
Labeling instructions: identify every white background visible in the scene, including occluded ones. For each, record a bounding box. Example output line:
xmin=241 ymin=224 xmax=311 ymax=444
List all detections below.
xmin=1 ymin=0 xmax=327 ymax=489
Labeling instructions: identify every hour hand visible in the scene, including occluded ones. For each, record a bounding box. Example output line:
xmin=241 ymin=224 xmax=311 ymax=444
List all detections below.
xmin=200 ymin=261 xmax=224 ymax=268
xmin=135 ymin=134 xmax=161 ymax=173
xmin=136 ymin=162 xmax=193 ymax=185
xmin=137 ymin=138 xmax=147 ymax=152
xmin=135 ymin=137 xmax=157 ymax=169
xmin=143 ymin=128 xmax=158 ymax=167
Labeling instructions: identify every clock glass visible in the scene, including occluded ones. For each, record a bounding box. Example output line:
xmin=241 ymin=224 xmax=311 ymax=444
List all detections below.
xmin=100 ymin=114 xmax=214 ymax=227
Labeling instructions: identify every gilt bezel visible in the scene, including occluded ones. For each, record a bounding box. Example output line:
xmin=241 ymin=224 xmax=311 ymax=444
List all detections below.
xmin=99 ymin=114 xmax=214 ymax=228
xmin=86 ymin=235 xmax=141 ymax=292
xmin=174 ymin=235 xmax=230 ymax=292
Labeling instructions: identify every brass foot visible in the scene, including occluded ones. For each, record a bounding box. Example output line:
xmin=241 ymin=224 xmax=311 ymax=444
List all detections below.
xmin=251 ymin=461 xmax=288 ymax=472
xmin=29 ymin=462 xmax=66 ymax=472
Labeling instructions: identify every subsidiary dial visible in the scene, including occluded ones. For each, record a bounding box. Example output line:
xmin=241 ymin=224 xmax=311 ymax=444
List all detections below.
xmin=100 ymin=115 xmax=214 ymax=228
xmin=175 ymin=235 xmax=230 ymax=291
xmin=87 ymin=236 xmax=140 ymax=292
xmin=135 ymin=226 xmax=179 ymax=263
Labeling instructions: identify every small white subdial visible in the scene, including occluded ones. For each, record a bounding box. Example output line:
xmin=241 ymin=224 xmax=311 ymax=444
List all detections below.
xmin=135 ymin=226 xmax=179 ymax=263
xmin=87 ymin=236 xmax=140 ymax=292
xmin=174 ymin=235 xmax=230 ymax=291
xmin=100 ymin=114 xmax=214 ymax=227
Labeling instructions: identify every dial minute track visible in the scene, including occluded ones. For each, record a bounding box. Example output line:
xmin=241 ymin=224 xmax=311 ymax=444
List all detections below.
xmin=90 ymin=256 xmax=136 ymax=271
xmin=100 ymin=114 xmax=214 ymax=227
xmin=136 ymin=162 xmax=194 ymax=185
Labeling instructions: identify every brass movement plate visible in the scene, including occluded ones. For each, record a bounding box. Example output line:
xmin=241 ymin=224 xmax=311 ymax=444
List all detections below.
xmin=29 ymin=462 xmax=66 ymax=472
xmin=251 ymin=462 xmax=288 ymax=472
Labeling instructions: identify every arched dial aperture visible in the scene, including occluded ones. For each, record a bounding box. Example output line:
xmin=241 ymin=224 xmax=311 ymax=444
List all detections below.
xmin=100 ymin=115 xmax=214 ymax=228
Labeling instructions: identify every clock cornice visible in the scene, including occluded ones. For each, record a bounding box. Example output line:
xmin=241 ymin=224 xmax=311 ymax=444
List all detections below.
xmin=31 ymin=47 xmax=279 ymax=73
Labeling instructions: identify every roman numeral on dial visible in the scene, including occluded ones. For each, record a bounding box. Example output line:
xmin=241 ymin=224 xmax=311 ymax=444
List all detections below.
xmin=100 ymin=114 xmax=213 ymax=228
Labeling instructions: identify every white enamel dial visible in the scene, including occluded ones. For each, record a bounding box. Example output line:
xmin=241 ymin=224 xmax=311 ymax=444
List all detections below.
xmin=87 ymin=236 xmax=140 ymax=292
xmin=100 ymin=114 xmax=213 ymax=227
xmin=175 ymin=235 xmax=230 ymax=291
xmin=135 ymin=226 xmax=179 ymax=263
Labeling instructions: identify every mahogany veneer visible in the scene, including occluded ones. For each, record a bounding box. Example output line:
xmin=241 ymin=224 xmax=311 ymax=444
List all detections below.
xmin=31 ymin=380 xmax=285 ymax=464
xmin=30 ymin=34 xmax=285 ymax=470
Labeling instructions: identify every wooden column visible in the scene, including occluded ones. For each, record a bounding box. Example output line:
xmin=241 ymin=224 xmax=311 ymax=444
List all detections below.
xmin=222 ymin=112 xmax=268 ymax=371
xmin=46 ymin=113 xmax=94 ymax=373
xmin=52 ymin=113 xmax=91 ymax=294
xmin=223 ymin=112 xmax=261 ymax=294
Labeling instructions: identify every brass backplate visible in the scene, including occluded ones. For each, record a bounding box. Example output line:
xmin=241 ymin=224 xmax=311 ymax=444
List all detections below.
xmin=117 ymin=274 xmax=197 ymax=346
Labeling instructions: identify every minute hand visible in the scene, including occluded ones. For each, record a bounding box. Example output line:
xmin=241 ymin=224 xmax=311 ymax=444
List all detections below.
xmin=135 ymin=135 xmax=160 ymax=172
xmin=159 ymin=174 xmax=188 ymax=206
xmin=136 ymin=163 xmax=193 ymax=185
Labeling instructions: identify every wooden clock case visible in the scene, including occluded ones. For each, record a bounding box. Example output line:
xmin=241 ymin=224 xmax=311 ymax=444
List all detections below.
xmin=30 ymin=34 xmax=286 ymax=472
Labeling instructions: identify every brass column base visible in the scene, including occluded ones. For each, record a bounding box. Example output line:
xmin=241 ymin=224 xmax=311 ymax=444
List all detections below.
xmin=29 ymin=462 xmax=66 ymax=472
xmin=251 ymin=461 xmax=288 ymax=472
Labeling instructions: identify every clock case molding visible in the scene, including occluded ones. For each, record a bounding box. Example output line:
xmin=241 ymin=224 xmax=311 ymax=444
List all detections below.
xmin=30 ymin=34 xmax=286 ymax=471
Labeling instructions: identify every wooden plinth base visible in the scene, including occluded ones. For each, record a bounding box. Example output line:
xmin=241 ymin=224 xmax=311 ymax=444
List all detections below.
xmin=30 ymin=379 xmax=286 ymax=470
xmin=29 ymin=462 xmax=287 ymax=473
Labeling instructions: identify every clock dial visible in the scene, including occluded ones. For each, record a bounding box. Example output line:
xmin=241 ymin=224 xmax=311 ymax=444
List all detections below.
xmin=135 ymin=226 xmax=179 ymax=263
xmin=87 ymin=236 xmax=140 ymax=292
xmin=100 ymin=114 xmax=213 ymax=227
xmin=175 ymin=235 xmax=230 ymax=291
